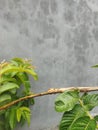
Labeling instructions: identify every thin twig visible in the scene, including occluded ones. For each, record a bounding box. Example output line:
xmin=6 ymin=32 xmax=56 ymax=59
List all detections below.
xmin=0 ymin=87 xmax=98 ymax=111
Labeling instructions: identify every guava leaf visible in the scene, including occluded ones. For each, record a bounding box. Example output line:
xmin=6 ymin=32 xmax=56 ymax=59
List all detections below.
xmin=9 ymin=109 xmax=17 ymax=130
xmin=70 ymin=116 xmax=96 ymax=130
xmin=59 ymin=104 xmax=87 ymax=130
xmin=82 ymin=93 xmax=98 ymax=110
xmin=16 ymin=72 xmax=31 ymax=94
xmin=55 ymin=90 xmax=79 ymax=112
xmin=16 ymin=106 xmax=31 ymax=125
xmin=92 ymin=65 xmax=98 ymax=68
xmin=0 ymin=83 xmax=19 ymax=94
xmin=94 ymin=115 xmax=98 ymax=121
xmin=0 ymin=94 xmax=11 ymax=105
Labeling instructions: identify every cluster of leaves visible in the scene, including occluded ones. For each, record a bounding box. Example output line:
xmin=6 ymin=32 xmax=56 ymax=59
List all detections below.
xmin=55 ymin=89 xmax=98 ymax=130
xmin=0 ymin=58 xmax=38 ymax=130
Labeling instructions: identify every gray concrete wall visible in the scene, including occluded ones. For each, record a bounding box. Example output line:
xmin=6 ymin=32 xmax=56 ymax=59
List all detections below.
xmin=0 ymin=0 xmax=98 ymax=130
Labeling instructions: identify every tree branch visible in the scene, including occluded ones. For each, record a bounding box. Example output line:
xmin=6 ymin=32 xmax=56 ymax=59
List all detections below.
xmin=0 ymin=87 xmax=98 ymax=111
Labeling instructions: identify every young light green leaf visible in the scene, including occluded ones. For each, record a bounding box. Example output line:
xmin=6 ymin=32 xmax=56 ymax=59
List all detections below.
xmin=24 ymin=69 xmax=38 ymax=80
xmin=16 ymin=107 xmax=31 ymax=123
xmin=0 ymin=66 xmax=22 ymax=75
xmin=11 ymin=57 xmax=25 ymax=66
xmin=0 ymin=83 xmax=19 ymax=94
xmin=23 ymin=111 xmax=31 ymax=126
xmin=16 ymin=108 xmax=22 ymax=122
xmin=19 ymin=106 xmax=31 ymax=112
xmin=11 ymin=58 xmax=34 ymax=70
xmin=70 ymin=116 xmax=96 ymax=130
xmin=55 ymin=90 xmax=79 ymax=112
xmin=0 ymin=66 xmax=38 ymax=80
xmin=0 ymin=57 xmax=37 ymax=130
xmin=59 ymin=104 xmax=87 ymax=130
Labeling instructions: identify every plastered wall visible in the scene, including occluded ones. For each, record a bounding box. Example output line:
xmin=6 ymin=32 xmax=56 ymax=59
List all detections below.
xmin=0 ymin=0 xmax=98 ymax=130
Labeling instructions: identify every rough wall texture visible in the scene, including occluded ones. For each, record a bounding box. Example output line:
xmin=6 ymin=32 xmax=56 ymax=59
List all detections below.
xmin=0 ymin=0 xmax=98 ymax=130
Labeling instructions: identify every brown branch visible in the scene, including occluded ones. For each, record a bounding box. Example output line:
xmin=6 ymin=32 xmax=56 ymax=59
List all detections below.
xmin=0 ymin=87 xmax=98 ymax=111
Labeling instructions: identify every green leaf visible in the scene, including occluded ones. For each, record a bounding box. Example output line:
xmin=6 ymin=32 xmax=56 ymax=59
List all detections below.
xmin=29 ymin=98 xmax=35 ymax=105
xmin=81 ymin=92 xmax=88 ymax=100
xmin=16 ymin=72 xmax=31 ymax=94
xmin=16 ymin=107 xmax=31 ymax=124
xmin=24 ymin=81 xmax=31 ymax=93
xmin=0 ymin=110 xmax=5 ymax=115
xmin=5 ymin=109 xmax=10 ymax=130
xmin=0 ymin=57 xmax=37 ymax=130
xmin=16 ymin=108 xmax=22 ymax=122
xmin=92 ymin=65 xmax=98 ymax=68
xmin=0 ymin=94 xmax=11 ymax=105
xmin=55 ymin=90 xmax=79 ymax=112
xmin=83 ymin=93 xmax=98 ymax=110
xmin=0 ymin=121 xmax=5 ymax=130
xmin=17 ymin=72 xmax=29 ymax=81
xmin=24 ymin=69 xmax=38 ymax=80
xmin=70 ymin=116 xmax=96 ymax=130
xmin=0 ymin=82 xmax=19 ymax=94
xmin=11 ymin=58 xmax=25 ymax=66
xmin=94 ymin=115 xmax=98 ymax=121
xmin=0 ymin=76 xmax=17 ymax=84
xmin=23 ymin=111 xmax=31 ymax=126
xmin=4 ymin=107 xmax=17 ymax=130
xmin=9 ymin=108 xmax=17 ymax=130
xmin=0 ymin=57 xmax=38 ymax=81
xmin=59 ymin=104 xmax=87 ymax=130
xmin=20 ymin=107 xmax=30 ymax=112
xmin=22 ymin=98 xmax=35 ymax=107
xmin=9 ymin=88 xmax=17 ymax=94
xmin=0 ymin=66 xmax=38 ymax=81
xmin=0 ymin=66 xmax=21 ymax=75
